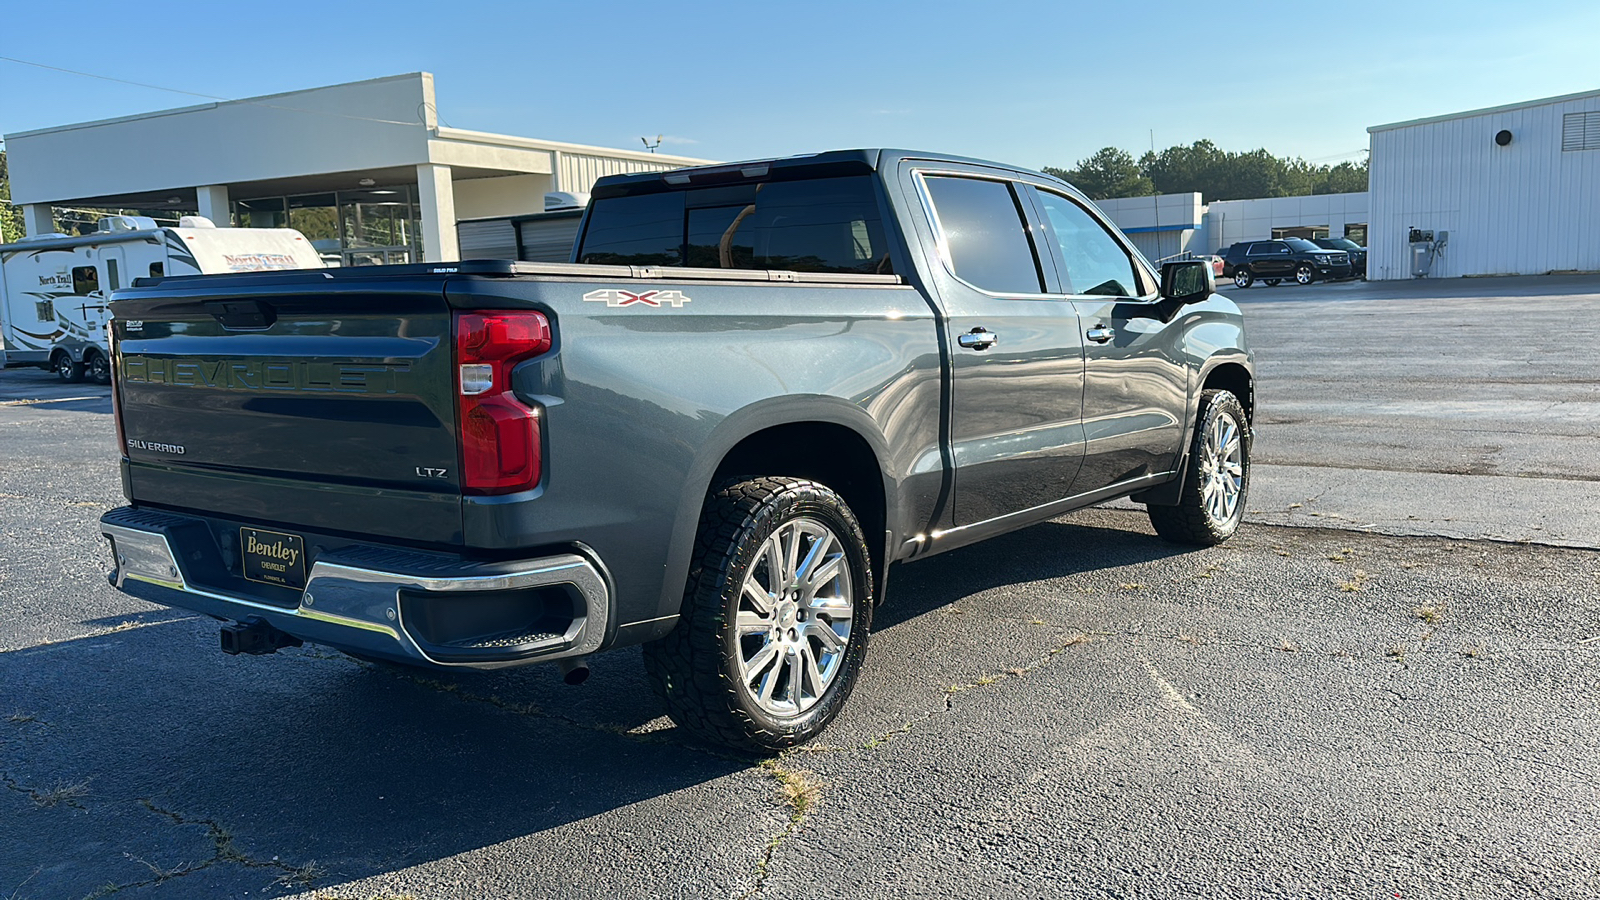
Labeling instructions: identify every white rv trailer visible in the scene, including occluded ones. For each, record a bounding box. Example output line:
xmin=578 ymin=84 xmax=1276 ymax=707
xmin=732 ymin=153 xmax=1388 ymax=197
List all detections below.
xmin=0 ymin=216 xmax=322 ymax=383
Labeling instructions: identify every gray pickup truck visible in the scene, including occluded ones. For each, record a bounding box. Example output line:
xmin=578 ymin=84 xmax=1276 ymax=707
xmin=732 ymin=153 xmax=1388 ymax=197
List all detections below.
xmin=99 ymin=150 xmax=1253 ymax=751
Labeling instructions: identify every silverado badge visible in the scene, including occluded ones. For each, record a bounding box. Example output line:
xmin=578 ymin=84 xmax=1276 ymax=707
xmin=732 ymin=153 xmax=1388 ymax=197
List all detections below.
xmin=583 ymin=289 xmax=691 ymax=308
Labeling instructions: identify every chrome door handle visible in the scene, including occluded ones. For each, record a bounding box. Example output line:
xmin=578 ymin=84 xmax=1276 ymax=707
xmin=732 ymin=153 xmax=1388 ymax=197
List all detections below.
xmin=1086 ymin=325 xmax=1114 ymax=344
xmin=957 ymin=329 xmax=998 ymax=350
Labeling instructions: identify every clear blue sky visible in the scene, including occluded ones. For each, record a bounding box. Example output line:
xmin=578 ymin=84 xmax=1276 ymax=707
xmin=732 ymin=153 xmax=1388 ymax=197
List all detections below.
xmin=3 ymin=0 xmax=1599 ymax=170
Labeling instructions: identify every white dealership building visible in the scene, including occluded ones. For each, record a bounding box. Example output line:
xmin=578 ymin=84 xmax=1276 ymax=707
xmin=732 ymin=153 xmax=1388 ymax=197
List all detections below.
xmin=3 ymin=73 xmax=711 ymax=265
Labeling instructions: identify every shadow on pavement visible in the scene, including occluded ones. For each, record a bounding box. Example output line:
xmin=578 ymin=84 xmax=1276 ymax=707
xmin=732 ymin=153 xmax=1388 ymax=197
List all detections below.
xmin=878 ymin=515 xmax=1191 ymax=630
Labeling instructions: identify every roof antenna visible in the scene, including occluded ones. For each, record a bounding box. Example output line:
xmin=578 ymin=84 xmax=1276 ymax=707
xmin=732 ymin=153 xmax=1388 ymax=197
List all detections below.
xmin=641 ymin=134 xmax=663 ymax=153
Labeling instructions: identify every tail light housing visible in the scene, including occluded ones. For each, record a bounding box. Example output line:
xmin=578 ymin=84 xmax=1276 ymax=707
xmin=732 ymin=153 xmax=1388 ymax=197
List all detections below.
xmin=109 ymin=322 xmax=128 ymax=460
xmin=454 ymin=311 xmax=551 ymax=495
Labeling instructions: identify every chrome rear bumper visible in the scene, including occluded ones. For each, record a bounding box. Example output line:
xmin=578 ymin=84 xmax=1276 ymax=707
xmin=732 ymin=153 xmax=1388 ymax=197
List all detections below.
xmin=100 ymin=507 xmax=611 ymax=670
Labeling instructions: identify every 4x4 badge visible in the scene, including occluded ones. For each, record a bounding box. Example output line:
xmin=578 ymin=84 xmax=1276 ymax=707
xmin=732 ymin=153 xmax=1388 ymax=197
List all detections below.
xmin=583 ymin=289 xmax=691 ymax=308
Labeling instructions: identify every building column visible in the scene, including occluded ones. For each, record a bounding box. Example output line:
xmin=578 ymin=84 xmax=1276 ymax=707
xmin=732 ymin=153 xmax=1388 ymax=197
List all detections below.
xmin=22 ymin=203 xmax=54 ymax=237
xmin=416 ymin=163 xmax=459 ymax=262
xmin=196 ymin=185 xmax=231 ymax=225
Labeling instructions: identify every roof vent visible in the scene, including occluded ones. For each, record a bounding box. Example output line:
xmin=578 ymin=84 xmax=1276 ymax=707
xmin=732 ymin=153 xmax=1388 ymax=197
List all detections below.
xmin=178 ymin=215 xmax=218 ymax=228
xmin=544 ymin=191 xmax=590 ymax=211
xmin=98 ymin=215 xmax=159 ymax=233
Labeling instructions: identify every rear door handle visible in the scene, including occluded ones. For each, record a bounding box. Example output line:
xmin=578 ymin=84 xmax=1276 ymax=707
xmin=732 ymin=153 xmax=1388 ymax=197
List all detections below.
xmin=1086 ymin=325 xmax=1114 ymax=343
xmin=957 ymin=329 xmax=998 ymax=350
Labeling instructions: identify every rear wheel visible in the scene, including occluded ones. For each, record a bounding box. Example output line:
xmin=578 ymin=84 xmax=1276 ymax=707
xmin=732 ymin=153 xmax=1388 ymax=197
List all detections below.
xmin=1295 ymin=264 xmax=1315 ymax=285
xmin=1233 ymin=268 xmax=1254 ymax=288
xmin=1148 ymin=389 xmax=1250 ymax=546
xmin=52 ymin=352 xmax=85 ymax=384
xmin=643 ymin=477 xmax=873 ymax=752
xmin=85 ymin=351 xmax=111 ymax=385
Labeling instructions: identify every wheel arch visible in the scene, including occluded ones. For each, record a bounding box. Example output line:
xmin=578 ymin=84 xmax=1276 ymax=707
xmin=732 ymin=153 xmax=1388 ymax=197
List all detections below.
xmin=654 ymin=397 xmax=897 ymax=625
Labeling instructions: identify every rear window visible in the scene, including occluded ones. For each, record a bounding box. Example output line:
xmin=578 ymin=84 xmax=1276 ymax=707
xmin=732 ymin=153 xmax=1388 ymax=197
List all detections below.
xmin=579 ymin=176 xmax=893 ymax=274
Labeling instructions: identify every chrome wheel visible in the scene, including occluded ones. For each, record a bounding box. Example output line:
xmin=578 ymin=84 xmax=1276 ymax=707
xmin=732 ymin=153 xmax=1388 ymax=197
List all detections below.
xmin=1199 ymin=411 xmax=1244 ymax=525
xmin=1233 ymin=269 xmax=1252 ymax=288
xmin=735 ymin=516 xmax=854 ymax=719
xmin=1295 ymin=265 xmax=1314 ymax=285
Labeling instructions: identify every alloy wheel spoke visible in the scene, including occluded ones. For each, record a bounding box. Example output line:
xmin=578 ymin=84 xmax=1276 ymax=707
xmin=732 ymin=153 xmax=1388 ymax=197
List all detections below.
xmin=809 ymin=595 xmax=853 ymax=622
xmin=809 ymin=621 xmax=847 ymax=653
xmin=783 ymin=525 xmax=802 ymax=585
xmin=736 ymin=610 xmax=772 ymax=635
xmin=800 ymin=644 xmax=825 ymax=698
xmin=746 ymin=640 xmax=780 ymax=681
xmin=741 ymin=579 xmax=775 ymax=616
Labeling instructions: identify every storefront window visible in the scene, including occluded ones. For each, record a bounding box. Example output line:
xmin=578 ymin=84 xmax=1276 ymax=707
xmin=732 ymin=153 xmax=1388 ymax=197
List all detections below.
xmin=237 ymin=186 xmax=422 ymax=266
xmin=235 ymin=197 xmax=286 ymax=229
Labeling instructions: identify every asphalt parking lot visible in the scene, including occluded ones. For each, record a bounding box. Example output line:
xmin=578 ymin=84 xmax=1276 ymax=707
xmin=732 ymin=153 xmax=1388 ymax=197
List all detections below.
xmin=2 ymin=275 xmax=1597 ymax=899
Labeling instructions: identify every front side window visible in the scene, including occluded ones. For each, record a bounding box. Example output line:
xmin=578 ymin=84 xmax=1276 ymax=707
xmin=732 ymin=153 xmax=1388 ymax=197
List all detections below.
xmin=922 ymin=175 xmax=1043 ymax=294
xmin=1034 ymin=190 xmax=1141 ymax=297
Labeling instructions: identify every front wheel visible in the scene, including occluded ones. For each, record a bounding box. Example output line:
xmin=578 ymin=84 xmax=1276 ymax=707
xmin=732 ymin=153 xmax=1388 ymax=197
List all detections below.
xmin=53 ymin=352 xmax=85 ymax=384
xmin=643 ymin=477 xmax=874 ymax=752
xmin=1233 ymin=268 xmax=1254 ymax=288
xmin=1295 ymin=264 xmax=1315 ymax=285
xmin=1148 ymin=389 xmax=1250 ymax=546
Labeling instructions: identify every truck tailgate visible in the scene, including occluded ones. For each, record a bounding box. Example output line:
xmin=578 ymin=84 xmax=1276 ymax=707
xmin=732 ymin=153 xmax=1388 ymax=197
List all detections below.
xmin=111 ymin=272 xmax=465 ymax=545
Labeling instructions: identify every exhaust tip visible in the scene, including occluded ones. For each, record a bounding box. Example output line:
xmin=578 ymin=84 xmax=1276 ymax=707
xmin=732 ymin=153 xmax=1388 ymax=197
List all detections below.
xmin=558 ymin=657 xmax=591 ymax=686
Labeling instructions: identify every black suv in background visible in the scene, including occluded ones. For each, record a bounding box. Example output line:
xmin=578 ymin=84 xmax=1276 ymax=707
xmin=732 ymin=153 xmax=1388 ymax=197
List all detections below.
xmin=1313 ymin=237 xmax=1367 ymax=277
xmin=1221 ymin=239 xmax=1352 ymax=287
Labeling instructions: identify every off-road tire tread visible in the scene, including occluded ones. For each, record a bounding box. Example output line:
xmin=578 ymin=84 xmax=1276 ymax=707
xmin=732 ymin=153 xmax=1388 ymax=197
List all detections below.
xmin=1148 ymin=389 xmax=1250 ymax=546
xmin=642 ymin=476 xmax=873 ymax=753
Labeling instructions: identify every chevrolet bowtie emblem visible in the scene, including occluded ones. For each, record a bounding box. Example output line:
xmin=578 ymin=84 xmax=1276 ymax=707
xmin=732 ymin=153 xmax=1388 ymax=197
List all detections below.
xmin=582 ymin=289 xmax=691 ymax=308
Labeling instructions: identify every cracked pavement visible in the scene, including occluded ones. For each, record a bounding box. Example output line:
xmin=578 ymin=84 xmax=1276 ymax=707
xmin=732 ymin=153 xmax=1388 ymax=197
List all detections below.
xmin=3 ymin=275 xmax=1600 ymax=898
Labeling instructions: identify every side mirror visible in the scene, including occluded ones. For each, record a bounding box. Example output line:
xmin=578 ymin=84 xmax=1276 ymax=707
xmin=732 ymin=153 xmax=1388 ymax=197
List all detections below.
xmin=1160 ymin=260 xmax=1214 ymax=305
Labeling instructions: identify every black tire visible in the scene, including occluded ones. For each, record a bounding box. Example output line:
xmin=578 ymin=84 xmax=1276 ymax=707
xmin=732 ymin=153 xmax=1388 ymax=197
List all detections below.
xmin=1264 ymin=278 xmax=1281 ymax=287
xmin=1295 ymin=264 xmax=1315 ymax=285
xmin=1233 ymin=268 xmax=1254 ymax=288
xmin=643 ymin=477 xmax=874 ymax=753
xmin=85 ymin=351 xmax=111 ymax=385
xmin=1148 ymin=389 xmax=1251 ymax=546
xmin=53 ymin=352 xmax=85 ymax=384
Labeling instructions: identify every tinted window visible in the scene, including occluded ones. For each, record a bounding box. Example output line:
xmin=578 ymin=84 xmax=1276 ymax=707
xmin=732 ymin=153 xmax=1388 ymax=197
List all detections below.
xmin=579 ymin=192 xmax=684 ymax=266
xmin=1035 ymin=190 xmax=1141 ymax=297
xmin=581 ymin=176 xmax=892 ymax=274
xmin=922 ymin=175 xmax=1042 ymax=294
xmin=1248 ymin=242 xmax=1286 ymax=255
xmin=1284 ymin=238 xmax=1323 ymax=252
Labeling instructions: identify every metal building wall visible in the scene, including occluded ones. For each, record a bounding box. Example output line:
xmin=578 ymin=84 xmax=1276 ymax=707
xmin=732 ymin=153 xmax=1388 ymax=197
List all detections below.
xmin=558 ymin=153 xmax=679 ymax=193
xmin=1368 ymin=91 xmax=1600 ymax=280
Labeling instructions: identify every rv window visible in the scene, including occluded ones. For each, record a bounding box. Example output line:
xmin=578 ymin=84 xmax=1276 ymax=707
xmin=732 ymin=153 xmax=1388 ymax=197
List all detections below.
xmin=149 ymin=263 xmax=164 ymax=278
xmin=72 ymin=266 xmax=99 ymax=295
xmin=106 ymin=259 xmax=120 ymax=290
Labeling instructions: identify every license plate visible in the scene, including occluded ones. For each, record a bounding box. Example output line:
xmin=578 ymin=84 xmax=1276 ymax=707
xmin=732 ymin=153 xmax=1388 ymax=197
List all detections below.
xmin=240 ymin=527 xmax=307 ymax=589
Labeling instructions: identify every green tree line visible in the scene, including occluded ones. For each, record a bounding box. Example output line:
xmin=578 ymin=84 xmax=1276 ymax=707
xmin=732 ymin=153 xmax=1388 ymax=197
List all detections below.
xmin=1044 ymin=141 xmax=1368 ymax=201
xmin=0 ymin=151 xmax=24 ymax=243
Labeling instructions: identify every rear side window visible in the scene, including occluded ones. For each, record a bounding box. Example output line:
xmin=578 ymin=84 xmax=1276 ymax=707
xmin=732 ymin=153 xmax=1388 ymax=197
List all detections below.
xmin=922 ymin=175 xmax=1043 ymax=294
xmin=580 ymin=175 xmax=893 ymax=274
xmin=578 ymin=192 xmax=684 ymax=266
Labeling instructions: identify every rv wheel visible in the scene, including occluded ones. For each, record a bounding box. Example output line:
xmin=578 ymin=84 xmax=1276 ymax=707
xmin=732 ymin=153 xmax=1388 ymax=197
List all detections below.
xmin=52 ymin=352 xmax=85 ymax=384
xmin=86 ymin=352 xmax=111 ymax=385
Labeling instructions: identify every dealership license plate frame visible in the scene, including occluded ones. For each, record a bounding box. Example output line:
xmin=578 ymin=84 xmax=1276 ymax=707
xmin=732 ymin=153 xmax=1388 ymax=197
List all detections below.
xmin=240 ymin=527 xmax=307 ymax=590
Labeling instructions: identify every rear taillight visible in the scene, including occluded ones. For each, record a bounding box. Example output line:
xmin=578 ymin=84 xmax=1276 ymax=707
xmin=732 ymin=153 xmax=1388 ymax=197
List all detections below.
xmin=109 ymin=324 xmax=128 ymax=460
xmin=454 ymin=310 xmax=551 ymax=495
